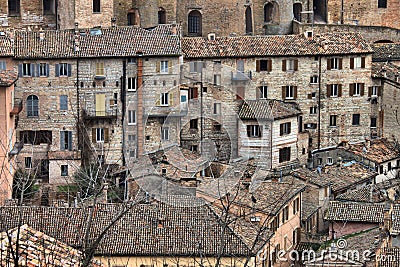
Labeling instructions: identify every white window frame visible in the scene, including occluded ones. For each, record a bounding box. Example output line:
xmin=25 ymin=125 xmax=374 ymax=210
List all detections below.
xmin=354 ymin=83 xmax=361 ymax=96
xmin=59 ymin=63 xmax=68 ymax=76
xmin=160 ymin=61 xmax=168 ymax=74
xmin=310 ymin=106 xmax=317 ymax=115
xmin=327 ymin=157 xmax=333 ymax=165
xmin=128 ymin=110 xmax=136 ymax=125
xmin=354 ymin=57 xmax=362 ymax=68
xmin=39 ymin=63 xmax=47 ymax=76
xmin=161 ymin=127 xmax=169 ymax=141
xmin=22 ymin=63 xmax=31 ymax=76
xmin=96 ymin=128 xmax=105 ymax=143
xmin=329 ymin=115 xmax=337 ymax=127
xmin=371 ymin=86 xmax=378 ymax=97
xmin=286 ymin=59 xmax=295 ymax=71
xmin=25 ymin=157 xmax=32 ymax=169
xmin=213 ymin=102 xmax=221 ymax=115
xmin=259 ymin=86 xmax=268 ymax=99
xmin=286 ymin=86 xmax=294 ymax=99
xmin=127 ymin=77 xmax=137 ymax=91
xmin=331 ymin=58 xmax=339 ymax=70
xmin=331 ymin=84 xmax=339 ymax=97
xmin=160 ymin=92 xmax=169 ymax=106
xmin=310 ymin=75 xmax=318 ymax=84
xmin=214 ymin=74 xmax=221 ymax=86
xmin=247 ymin=125 xmax=261 ymax=138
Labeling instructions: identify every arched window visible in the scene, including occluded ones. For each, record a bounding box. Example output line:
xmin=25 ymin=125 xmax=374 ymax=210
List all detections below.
xmin=293 ymin=3 xmax=302 ymax=22
xmin=264 ymin=2 xmax=279 ymax=23
xmin=27 ymin=95 xmax=39 ymax=117
xmin=188 ymin=10 xmax=202 ymax=36
xmin=158 ymin=7 xmax=166 ymax=24
xmin=245 ymin=6 xmax=253 ymax=34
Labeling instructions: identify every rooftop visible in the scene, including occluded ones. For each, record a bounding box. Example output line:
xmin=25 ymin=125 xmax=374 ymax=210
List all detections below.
xmin=238 ymin=99 xmax=302 ymax=120
xmin=324 ymin=201 xmax=385 ymax=223
xmin=372 ymin=42 xmax=400 ymax=62
xmin=0 ymin=69 xmax=18 ymax=87
xmin=372 ymin=62 xmax=400 ymax=84
xmin=0 ymin=35 xmax=13 ymax=57
xmin=182 ymin=32 xmax=372 ymax=59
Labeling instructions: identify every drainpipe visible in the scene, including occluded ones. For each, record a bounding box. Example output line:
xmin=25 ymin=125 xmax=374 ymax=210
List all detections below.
xmin=121 ymin=60 xmax=127 ymax=166
xmin=136 ymin=52 xmax=144 ymax=157
xmin=340 ymin=0 xmax=344 ymax=24
xmin=318 ymin=56 xmax=322 ymax=150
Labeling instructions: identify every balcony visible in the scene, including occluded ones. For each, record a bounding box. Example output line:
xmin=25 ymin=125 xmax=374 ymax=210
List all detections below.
xmin=82 ymin=109 xmax=117 ymax=120
xmin=231 ymin=71 xmax=252 ymax=81
xmin=10 ymin=98 xmax=22 ymax=115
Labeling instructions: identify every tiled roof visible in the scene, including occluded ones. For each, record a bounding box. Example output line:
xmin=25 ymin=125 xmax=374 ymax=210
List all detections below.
xmin=292 ymin=163 xmax=377 ymax=194
xmin=0 ymin=69 xmax=17 ymax=87
xmin=341 ymin=138 xmax=400 ymax=164
xmin=336 ymin=178 xmax=400 ymax=203
xmin=372 ymin=43 xmax=400 ymax=62
xmin=391 ymin=204 xmax=400 ymax=234
xmin=182 ymin=32 xmax=372 ymax=59
xmin=0 ymin=224 xmax=102 ymax=267
xmin=238 ymin=100 xmax=301 ymax=120
xmin=301 ymin=187 xmax=320 ymax=221
xmin=324 ymin=201 xmax=385 ymax=223
xmin=372 ymin=62 xmax=400 ymax=84
xmin=0 ymin=199 xmax=252 ymax=257
xmin=378 ymin=247 xmax=400 ymax=267
xmin=0 ymin=35 xmax=13 ymax=56
xmin=14 ymin=25 xmax=180 ymax=59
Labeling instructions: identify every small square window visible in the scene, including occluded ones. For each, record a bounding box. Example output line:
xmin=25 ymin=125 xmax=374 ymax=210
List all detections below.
xmin=378 ymin=0 xmax=387 ymax=8
xmin=145 ymin=135 xmax=151 ymax=141
xmin=61 ymin=165 xmax=68 ymax=176
xmin=213 ymin=123 xmax=222 ymax=132
xmin=280 ymin=122 xmax=291 ymax=135
xmin=59 ymin=63 xmax=68 ymax=76
xmin=190 ymin=145 xmax=198 ymax=152
xmin=371 ymin=86 xmax=378 ymax=97
xmin=129 ymin=150 xmax=136 ymax=158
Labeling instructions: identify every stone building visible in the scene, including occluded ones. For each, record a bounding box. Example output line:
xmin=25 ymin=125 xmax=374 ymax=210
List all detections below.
xmin=12 ymin=25 xmax=181 ymax=185
xmin=182 ymin=32 xmax=377 ymax=154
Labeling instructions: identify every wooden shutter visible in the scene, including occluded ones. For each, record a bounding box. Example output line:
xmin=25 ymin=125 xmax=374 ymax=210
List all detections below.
xmin=350 ymin=58 xmax=354 ymax=69
xmin=307 ymin=93 xmax=312 ymax=99
xmin=282 ymin=60 xmax=286 ymax=71
xmin=30 ymin=64 xmax=35 ymax=77
xmin=288 ymin=122 xmax=291 ymax=134
xmin=368 ymin=86 xmax=372 ymax=97
xmin=360 ymin=83 xmax=365 ymax=96
xmin=246 ymin=125 xmax=251 ymax=137
xmin=339 ymin=58 xmax=343 ymax=70
xmin=256 ymin=60 xmax=260 ymax=72
xmin=156 ymin=62 xmax=160 ymax=72
xmin=294 ymin=59 xmax=298 ymax=71
xmin=155 ymin=92 xmax=161 ymax=106
xmin=349 ymin=83 xmax=354 ymax=96
xmin=338 ymin=84 xmax=342 ymax=97
xmin=268 ymin=60 xmax=272 ymax=72
xmin=361 ymin=57 xmax=366 ymax=68
xmin=327 ymin=59 xmax=331 ymax=70
xmin=55 ymin=64 xmax=60 ymax=77
xmin=169 ymin=92 xmax=174 ymax=106
xmin=378 ymin=86 xmax=383 ymax=96
xmin=294 ymin=86 xmax=298 ymax=99
xmin=60 ymin=131 xmax=65 ymax=150
xmin=92 ymin=128 xmax=96 ymax=143
xmin=194 ymin=87 xmax=198 ymax=99
xmin=18 ymin=64 xmax=22 ymax=77
xmin=46 ymin=64 xmax=50 ymax=77
xmin=104 ymin=128 xmax=109 ymax=143
xmin=68 ymin=131 xmax=72 ymax=150
xmin=168 ymin=61 xmax=172 ymax=74
xmin=282 ymin=86 xmax=286 ymax=99
xmin=67 ymin=64 xmax=72 ymax=77
xmin=256 ymin=87 xmax=260 ymax=99
xmin=280 ymin=124 xmax=284 ymax=135
xmin=36 ymin=64 xmax=40 ymax=77
xmin=327 ymin=85 xmax=331 ymax=97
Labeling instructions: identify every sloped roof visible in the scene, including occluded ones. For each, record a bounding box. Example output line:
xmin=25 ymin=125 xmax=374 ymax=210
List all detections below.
xmin=0 ymin=35 xmax=14 ymax=57
xmin=0 ymin=198 xmax=252 ymax=257
xmin=372 ymin=62 xmax=400 ymax=84
xmin=182 ymin=32 xmax=372 ymax=59
xmin=0 ymin=69 xmax=18 ymax=87
xmin=14 ymin=25 xmax=181 ymax=59
xmin=372 ymin=43 xmax=400 ymax=62
xmin=238 ymin=99 xmax=301 ymax=120
xmin=391 ymin=204 xmax=400 ymax=234
xmin=324 ymin=201 xmax=385 ymax=223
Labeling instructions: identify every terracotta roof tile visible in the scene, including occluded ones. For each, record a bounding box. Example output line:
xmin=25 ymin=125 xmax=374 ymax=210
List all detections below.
xmin=0 ymin=35 xmax=13 ymax=57
xmin=372 ymin=62 xmax=400 ymax=83
xmin=325 ymin=201 xmax=385 ymax=223
xmin=238 ymin=99 xmax=302 ymax=120
xmin=372 ymin=43 xmax=400 ymax=62
xmin=182 ymin=32 xmax=372 ymax=59
xmin=0 ymin=69 xmax=17 ymax=87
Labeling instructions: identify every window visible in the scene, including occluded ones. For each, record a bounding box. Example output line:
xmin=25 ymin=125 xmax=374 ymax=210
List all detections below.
xmin=258 ymin=86 xmax=268 ymax=99
xmin=352 ymin=114 xmax=360 ymax=126
xmin=160 ymin=92 xmax=169 ymax=106
xmin=370 ymin=117 xmax=377 ymax=128
xmin=128 ymin=134 xmax=136 ymax=142
xmin=60 ymin=95 xmax=68 ymax=110
xmin=264 ymin=2 xmax=279 ymax=23
xmin=189 ymin=87 xmax=198 ymax=99
xmin=327 ymin=57 xmax=342 ymax=70
xmin=26 ymin=95 xmax=39 ymax=117
xmin=270 ymin=216 xmax=279 ymax=232
xmin=327 ymin=84 xmax=341 ymax=97
xmin=129 ymin=150 xmax=136 ymax=158
xmin=95 ymin=62 xmax=105 ymax=76
xmin=189 ymin=61 xmax=203 ymax=73
xmin=279 ymin=147 xmax=291 ymax=163
xmin=43 ymin=0 xmax=54 ymax=14
xmin=190 ymin=145 xmax=198 ymax=152
xmin=127 ymin=9 xmax=139 ymax=26
xmin=327 ymin=157 xmax=333 ymax=165
xmin=0 ymin=61 xmax=6 ymax=70
xmin=282 ymin=206 xmax=289 ymax=223
xmin=247 ymin=125 xmax=261 ymax=138
xmin=8 ymin=0 xmax=20 ymax=15
xmin=380 ymin=165 xmax=384 ymax=174
xmin=378 ymin=0 xmax=387 ymax=8
xmin=317 ymin=158 xmax=322 ymax=165
xmin=25 ymin=157 xmax=32 ymax=169
xmin=61 ymin=165 xmax=68 ymax=176
xmin=329 ymin=115 xmax=337 ymax=127
xmin=310 ymin=75 xmax=318 ymax=84
xmin=283 ymin=86 xmax=296 ymax=99
xmin=21 ymin=131 xmax=52 ymax=145
xmin=350 ymin=57 xmax=365 ymax=69
xmin=160 ymin=61 xmax=168 ymax=73
xmin=311 ymin=92 xmax=316 ymax=98
xmin=350 ymin=83 xmax=364 ymax=96
xmin=245 ymin=6 xmax=253 ymax=34
xmin=188 ymin=10 xmax=202 ymax=36
xmin=304 ymin=123 xmax=317 ymax=129
xmin=161 ymin=127 xmax=169 ymax=140
xmin=256 ymin=60 xmax=272 ymax=72
xmin=213 ymin=103 xmax=221 ymax=114
xmin=38 ymin=63 xmax=48 ymax=76
xmin=310 ymin=106 xmax=317 ymax=115
xmin=282 ymin=59 xmax=298 ymax=72
xmin=96 ymin=128 xmax=104 ymax=142
xmin=213 ymin=123 xmax=222 ymax=132
xmin=213 ymin=74 xmax=221 ymax=86
xmin=127 ymin=77 xmax=136 ymax=91
xmin=293 ymin=228 xmax=300 ymax=246
xmin=128 ymin=110 xmax=136 ymax=125
xmin=93 ymin=0 xmax=100 ymax=13
xmin=280 ymin=122 xmax=291 ymax=135
xmin=190 ymin=119 xmax=198 ymax=129
xmin=60 ymin=131 xmax=72 ymax=150
xmin=56 ymin=63 xmax=71 ymax=77
xmin=388 ymin=162 xmax=392 ymax=171
xmin=22 ymin=63 xmax=32 ymax=76
xmin=158 ymin=7 xmax=166 ymax=24
xmin=370 ymin=86 xmax=379 ymax=97
xmin=293 ymin=198 xmax=300 ymax=214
